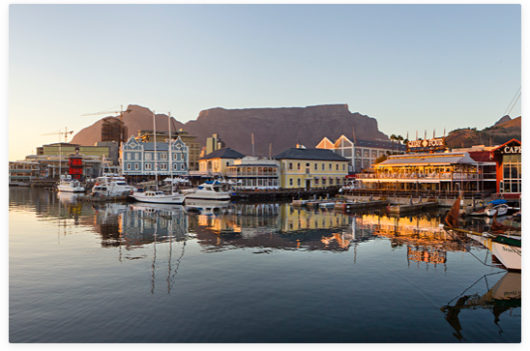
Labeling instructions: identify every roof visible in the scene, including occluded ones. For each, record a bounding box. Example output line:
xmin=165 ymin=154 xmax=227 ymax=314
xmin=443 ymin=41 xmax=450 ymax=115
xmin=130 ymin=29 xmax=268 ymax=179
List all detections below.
xmin=274 ymin=148 xmax=348 ymax=161
xmin=491 ymin=139 xmax=521 ymax=153
xmin=200 ymin=147 xmax=245 ymax=160
xmin=377 ymin=152 xmax=476 ymax=167
xmin=467 ymin=151 xmax=492 ymax=163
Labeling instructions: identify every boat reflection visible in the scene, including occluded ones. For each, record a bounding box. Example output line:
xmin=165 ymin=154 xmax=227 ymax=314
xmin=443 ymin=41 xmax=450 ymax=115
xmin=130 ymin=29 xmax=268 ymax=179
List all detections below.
xmin=440 ymin=272 xmax=521 ymax=341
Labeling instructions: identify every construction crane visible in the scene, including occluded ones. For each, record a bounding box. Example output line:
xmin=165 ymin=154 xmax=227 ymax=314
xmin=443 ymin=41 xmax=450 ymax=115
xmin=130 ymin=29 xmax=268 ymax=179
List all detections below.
xmin=42 ymin=127 xmax=74 ymax=143
xmin=82 ymin=105 xmax=131 ymax=123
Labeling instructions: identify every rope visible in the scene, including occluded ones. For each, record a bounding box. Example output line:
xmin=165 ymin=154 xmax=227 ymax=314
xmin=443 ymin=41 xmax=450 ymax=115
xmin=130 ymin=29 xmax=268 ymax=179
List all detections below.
xmin=445 ymin=271 xmax=504 ymax=306
xmin=503 ymin=86 xmax=521 ymax=116
xmin=444 ymin=228 xmax=502 ymax=269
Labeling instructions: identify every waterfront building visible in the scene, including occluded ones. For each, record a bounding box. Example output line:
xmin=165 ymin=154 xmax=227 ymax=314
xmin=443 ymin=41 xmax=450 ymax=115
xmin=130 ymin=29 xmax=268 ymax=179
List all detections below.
xmin=120 ymin=135 xmax=189 ymax=179
xmin=358 ymin=150 xmax=487 ymax=194
xmin=274 ymin=144 xmax=349 ymax=189
xmin=316 ymin=135 xmax=406 ymax=173
xmin=490 ymin=139 xmax=521 ymax=198
xmin=194 ymin=147 xmax=246 ymax=179
xmin=31 ymin=142 xmax=115 ymax=178
xmin=9 ymin=160 xmax=41 ymax=185
xmin=226 ymin=156 xmax=281 ymax=189
xmin=137 ymin=129 xmax=200 ymax=170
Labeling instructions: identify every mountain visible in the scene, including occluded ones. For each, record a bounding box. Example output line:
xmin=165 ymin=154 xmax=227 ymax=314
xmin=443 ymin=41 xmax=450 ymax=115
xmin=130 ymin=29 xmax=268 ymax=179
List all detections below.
xmin=71 ymin=104 xmax=389 ymax=156
xmin=71 ymin=104 xmax=185 ymax=146
xmin=445 ymin=116 xmax=521 ymax=148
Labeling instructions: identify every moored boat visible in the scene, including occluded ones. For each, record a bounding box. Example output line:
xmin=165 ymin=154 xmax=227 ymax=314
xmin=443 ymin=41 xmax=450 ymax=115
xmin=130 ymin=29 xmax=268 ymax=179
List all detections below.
xmin=443 ymin=197 xmax=521 ymax=271
xmin=57 ymin=175 xmax=85 ymax=193
xmin=485 ymin=204 xmax=509 ymax=217
xmin=90 ymin=174 xmax=137 ymax=197
xmin=181 ymin=180 xmax=231 ymax=201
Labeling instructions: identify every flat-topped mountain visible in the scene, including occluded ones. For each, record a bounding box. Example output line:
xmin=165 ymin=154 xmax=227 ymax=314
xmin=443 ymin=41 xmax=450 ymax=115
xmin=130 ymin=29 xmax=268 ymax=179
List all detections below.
xmin=71 ymin=104 xmax=389 ymax=156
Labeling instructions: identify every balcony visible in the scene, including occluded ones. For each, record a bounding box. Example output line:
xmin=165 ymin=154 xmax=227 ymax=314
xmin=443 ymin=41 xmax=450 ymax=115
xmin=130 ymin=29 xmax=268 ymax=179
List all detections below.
xmin=358 ymin=172 xmax=484 ymax=181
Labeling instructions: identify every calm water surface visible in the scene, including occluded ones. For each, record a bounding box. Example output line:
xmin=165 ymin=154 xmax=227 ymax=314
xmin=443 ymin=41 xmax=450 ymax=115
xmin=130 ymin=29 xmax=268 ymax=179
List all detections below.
xmin=9 ymin=188 xmax=521 ymax=343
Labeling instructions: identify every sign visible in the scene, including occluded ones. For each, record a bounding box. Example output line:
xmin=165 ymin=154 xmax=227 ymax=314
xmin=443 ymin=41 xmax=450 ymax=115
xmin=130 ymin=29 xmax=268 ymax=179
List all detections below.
xmin=501 ymin=146 xmax=521 ymax=154
xmin=407 ymin=137 xmax=446 ymax=153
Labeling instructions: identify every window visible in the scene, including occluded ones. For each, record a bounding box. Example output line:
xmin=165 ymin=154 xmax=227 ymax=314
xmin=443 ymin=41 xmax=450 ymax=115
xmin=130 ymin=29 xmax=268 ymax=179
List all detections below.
xmin=297 ymin=163 xmax=301 ymax=170
xmin=146 ymin=153 xmax=151 ymax=160
xmin=297 ymin=178 xmax=301 ymax=186
xmin=315 ymin=178 xmax=319 ymax=186
xmin=181 ymin=164 xmax=185 ymax=170
xmin=322 ymin=178 xmax=326 ymax=186
xmin=161 ymin=164 xmax=167 ymax=170
xmin=314 ymin=163 xmax=317 ymax=170
xmin=127 ymin=163 xmax=131 ymax=170
xmin=330 ymin=178 xmax=334 ymax=185
xmin=289 ymin=178 xmax=293 ymax=186
xmin=336 ymin=164 xmax=339 ymax=171
xmin=174 ymin=164 xmax=178 ymax=170
xmin=226 ymin=161 xmax=229 ymax=167
xmin=135 ymin=153 xmax=139 ymax=160
xmin=289 ymin=163 xmax=293 ymax=170
xmin=322 ymin=163 xmax=325 ymax=170
xmin=135 ymin=163 xmax=139 ymax=170
xmin=329 ymin=163 xmax=332 ymax=170
xmin=161 ymin=154 xmax=167 ymax=160
xmin=145 ymin=163 xmax=151 ymax=170
xmin=343 ymin=164 xmax=345 ymax=171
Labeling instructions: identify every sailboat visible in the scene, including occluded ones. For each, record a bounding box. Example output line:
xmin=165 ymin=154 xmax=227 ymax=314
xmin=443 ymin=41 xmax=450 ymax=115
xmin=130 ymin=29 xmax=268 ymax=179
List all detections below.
xmin=443 ymin=197 xmax=521 ymax=271
xmin=130 ymin=111 xmax=186 ymax=204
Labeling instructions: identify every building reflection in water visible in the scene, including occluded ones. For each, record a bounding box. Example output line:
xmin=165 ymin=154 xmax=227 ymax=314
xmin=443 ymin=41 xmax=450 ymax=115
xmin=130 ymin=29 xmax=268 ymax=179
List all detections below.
xmin=89 ymin=201 xmax=480 ymax=270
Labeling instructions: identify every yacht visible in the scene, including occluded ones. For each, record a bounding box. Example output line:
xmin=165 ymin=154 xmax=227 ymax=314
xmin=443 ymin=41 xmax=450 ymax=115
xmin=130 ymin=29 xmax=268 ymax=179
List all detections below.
xmin=57 ymin=175 xmax=85 ymax=193
xmin=130 ymin=190 xmax=186 ymax=204
xmin=181 ymin=180 xmax=231 ymax=201
xmin=90 ymin=174 xmax=137 ymax=197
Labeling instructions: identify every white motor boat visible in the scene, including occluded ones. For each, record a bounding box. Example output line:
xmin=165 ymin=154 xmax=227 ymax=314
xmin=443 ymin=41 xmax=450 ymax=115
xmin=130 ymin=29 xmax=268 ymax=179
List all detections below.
xmin=185 ymin=198 xmax=231 ymax=214
xmin=57 ymin=175 xmax=85 ymax=193
xmin=130 ymin=190 xmax=186 ymax=204
xmin=90 ymin=174 xmax=137 ymax=197
xmin=182 ymin=181 xmax=231 ymax=201
xmin=485 ymin=204 xmax=509 ymax=217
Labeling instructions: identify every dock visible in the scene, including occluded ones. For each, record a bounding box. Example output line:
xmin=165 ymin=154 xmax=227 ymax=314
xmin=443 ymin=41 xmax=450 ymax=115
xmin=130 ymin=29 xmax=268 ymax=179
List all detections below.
xmin=335 ymin=199 xmax=389 ymax=212
xmin=386 ymin=201 xmax=438 ymax=214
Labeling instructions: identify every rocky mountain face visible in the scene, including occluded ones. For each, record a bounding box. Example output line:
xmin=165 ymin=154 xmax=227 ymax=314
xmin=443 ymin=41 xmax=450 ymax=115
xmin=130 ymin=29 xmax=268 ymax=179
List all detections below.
xmin=71 ymin=104 xmax=389 ymax=156
xmin=71 ymin=104 xmax=185 ymax=146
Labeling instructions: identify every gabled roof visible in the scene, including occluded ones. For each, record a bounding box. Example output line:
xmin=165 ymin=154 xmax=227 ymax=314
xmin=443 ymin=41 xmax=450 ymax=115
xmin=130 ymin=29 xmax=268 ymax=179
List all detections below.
xmin=491 ymin=139 xmax=521 ymax=153
xmin=274 ymin=148 xmax=348 ymax=161
xmin=316 ymin=137 xmax=335 ymax=149
xmin=200 ymin=147 xmax=245 ymax=160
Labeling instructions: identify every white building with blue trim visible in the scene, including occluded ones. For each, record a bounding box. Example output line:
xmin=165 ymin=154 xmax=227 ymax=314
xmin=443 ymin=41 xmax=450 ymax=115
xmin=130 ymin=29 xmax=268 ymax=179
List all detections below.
xmin=120 ymin=136 xmax=189 ymax=177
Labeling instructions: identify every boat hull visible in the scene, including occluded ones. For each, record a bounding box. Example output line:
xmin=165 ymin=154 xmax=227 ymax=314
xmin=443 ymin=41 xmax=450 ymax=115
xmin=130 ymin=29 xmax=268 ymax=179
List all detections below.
xmin=57 ymin=185 xmax=85 ymax=193
xmin=184 ymin=194 xmax=230 ymax=201
xmin=468 ymin=234 xmax=521 ymax=270
xmin=131 ymin=193 xmax=185 ymax=204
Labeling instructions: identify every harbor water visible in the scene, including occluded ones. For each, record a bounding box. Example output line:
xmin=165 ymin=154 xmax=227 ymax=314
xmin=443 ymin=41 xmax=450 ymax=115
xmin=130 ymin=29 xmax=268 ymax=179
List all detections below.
xmin=9 ymin=187 xmax=521 ymax=343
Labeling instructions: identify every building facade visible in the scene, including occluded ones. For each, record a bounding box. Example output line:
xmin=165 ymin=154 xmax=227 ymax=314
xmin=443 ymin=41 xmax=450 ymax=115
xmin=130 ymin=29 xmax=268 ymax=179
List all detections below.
xmin=316 ymin=135 xmax=406 ymax=173
xmin=226 ymin=156 xmax=281 ymax=189
xmin=195 ymin=148 xmax=246 ymax=178
xmin=490 ymin=139 xmax=521 ymax=198
xmin=121 ymin=135 xmax=189 ymax=178
xmin=274 ymin=145 xmax=349 ymax=189
xmin=358 ymin=150 xmax=488 ymax=194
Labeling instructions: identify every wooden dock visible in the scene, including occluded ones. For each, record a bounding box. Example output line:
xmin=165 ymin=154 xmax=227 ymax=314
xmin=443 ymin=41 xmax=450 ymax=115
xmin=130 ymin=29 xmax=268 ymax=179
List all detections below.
xmin=386 ymin=201 xmax=438 ymax=214
xmin=334 ymin=199 xmax=389 ymax=212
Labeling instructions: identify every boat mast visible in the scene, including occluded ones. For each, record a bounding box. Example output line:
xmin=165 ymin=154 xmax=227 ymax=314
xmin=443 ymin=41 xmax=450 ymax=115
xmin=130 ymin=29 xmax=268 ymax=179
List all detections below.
xmin=153 ymin=111 xmax=158 ymax=191
xmin=168 ymin=112 xmax=173 ymax=195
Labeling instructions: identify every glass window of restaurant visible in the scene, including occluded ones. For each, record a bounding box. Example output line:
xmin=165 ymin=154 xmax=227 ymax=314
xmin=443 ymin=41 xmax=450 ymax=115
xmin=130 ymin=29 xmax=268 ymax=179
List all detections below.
xmin=502 ymin=154 xmax=521 ymax=193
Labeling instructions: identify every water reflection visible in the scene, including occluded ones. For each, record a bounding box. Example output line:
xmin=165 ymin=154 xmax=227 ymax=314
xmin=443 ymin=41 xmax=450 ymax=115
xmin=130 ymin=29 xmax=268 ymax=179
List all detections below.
xmin=440 ymin=272 xmax=521 ymax=342
xmin=9 ymin=188 xmax=521 ymax=342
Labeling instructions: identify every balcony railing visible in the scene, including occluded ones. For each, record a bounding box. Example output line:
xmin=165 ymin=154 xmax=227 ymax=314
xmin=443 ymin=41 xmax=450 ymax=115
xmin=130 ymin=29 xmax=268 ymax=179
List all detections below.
xmin=358 ymin=172 xmax=484 ymax=180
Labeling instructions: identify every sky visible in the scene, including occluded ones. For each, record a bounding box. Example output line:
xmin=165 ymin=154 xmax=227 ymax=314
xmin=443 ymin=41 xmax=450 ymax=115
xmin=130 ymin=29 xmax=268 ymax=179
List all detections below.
xmin=6 ymin=2 xmax=523 ymax=162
